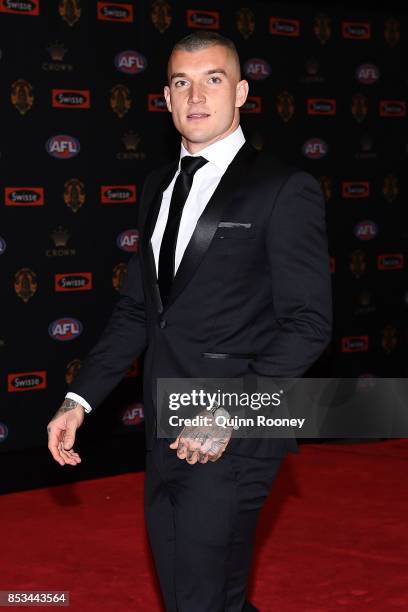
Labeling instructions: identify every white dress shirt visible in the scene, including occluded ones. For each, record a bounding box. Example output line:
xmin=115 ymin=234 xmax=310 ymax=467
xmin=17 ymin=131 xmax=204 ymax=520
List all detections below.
xmin=66 ymin=125 xmax=246 ymax=413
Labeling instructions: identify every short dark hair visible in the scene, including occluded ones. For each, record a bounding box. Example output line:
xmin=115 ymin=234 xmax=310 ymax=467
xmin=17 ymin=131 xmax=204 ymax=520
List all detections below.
xmin=169 ymin=31 xmax=241 ymax=80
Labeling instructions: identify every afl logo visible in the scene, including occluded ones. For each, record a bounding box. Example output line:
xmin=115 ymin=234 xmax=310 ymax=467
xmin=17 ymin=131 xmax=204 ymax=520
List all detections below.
xmin=46 ymin=135 xmax=80 ymax=159
xmin=356 ymin=63 xmax=380 ymax=85
xmin=122 ymin=402 xmax=144 ymax=426
xmin=0 ymin=423 xmax=8 ymax=443
xmin=302 ymin=138 xmax=328 ymax=159
xmin=115 ymin=51 xmax=147 ymax=74
xmin=354 ymin=220 xmax=378 ymax=241
xmin=48 ymin=318 xmax=83 ymax=341
xmin=0 ymin=237 xmax=6 ymax=255
xmin=117 ymin=229 xmax=139 ymax=252
xmin=243 ymin=58 xmax=271 ymax=80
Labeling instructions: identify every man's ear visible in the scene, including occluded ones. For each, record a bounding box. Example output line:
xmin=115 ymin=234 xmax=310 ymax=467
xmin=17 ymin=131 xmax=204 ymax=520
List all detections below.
xmin=164 ymin=85 xmax=172 ymax=113
xmin=235 ymin=79 xmax=249 ymax=108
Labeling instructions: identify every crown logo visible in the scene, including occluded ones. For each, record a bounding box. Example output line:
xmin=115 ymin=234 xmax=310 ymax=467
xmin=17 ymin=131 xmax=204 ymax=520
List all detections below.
xmin=47 ymin=41 xmax=67 ymax=61
xmin=122 ymin=131 xmax=141 ymax=152
xmin=50 ymin=226 xmax=70 ymax=247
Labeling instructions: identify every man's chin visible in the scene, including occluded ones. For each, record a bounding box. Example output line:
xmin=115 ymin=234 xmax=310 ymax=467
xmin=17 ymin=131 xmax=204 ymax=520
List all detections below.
xmin=181 ymin=129 xmax=215 ymax=144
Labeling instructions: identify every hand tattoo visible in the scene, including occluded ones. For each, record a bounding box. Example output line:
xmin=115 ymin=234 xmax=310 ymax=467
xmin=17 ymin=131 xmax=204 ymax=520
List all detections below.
xmin=178 ymin=409 xmax=233 ymax=460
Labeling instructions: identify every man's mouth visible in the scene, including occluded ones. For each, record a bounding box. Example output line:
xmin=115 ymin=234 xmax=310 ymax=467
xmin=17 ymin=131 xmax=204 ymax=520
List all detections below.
xmin=187 ymin=113 xmax=210 ymax=120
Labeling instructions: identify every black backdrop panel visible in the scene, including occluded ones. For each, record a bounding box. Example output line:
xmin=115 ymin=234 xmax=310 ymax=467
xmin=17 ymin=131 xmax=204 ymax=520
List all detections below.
xmin=1 ymin=1 xmax=407 ymax=454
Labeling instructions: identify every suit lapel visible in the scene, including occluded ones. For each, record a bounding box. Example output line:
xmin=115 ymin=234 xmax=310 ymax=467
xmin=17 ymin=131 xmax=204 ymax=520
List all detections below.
xmin=140 ymin=161 xmax=178 ymax=313
xmin=141 ymin=140 xmax=258 ymax=313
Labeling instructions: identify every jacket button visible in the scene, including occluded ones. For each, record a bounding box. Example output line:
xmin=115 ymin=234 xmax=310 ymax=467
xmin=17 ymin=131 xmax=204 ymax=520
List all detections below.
xmin=159 ymin=319 xmax=167 ymax=328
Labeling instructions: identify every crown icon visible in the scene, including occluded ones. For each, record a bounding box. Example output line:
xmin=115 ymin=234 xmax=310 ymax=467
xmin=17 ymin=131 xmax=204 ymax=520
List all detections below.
xmin=47 ymin=42 xmax=67 ymax=61
xmin=50 ymin=226 xmax=70 ymax=247
xmin=122 ymin=131 xmax=141 ymax=152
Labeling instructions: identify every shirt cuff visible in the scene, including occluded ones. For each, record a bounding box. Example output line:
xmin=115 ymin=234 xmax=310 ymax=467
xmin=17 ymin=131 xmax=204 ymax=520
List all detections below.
xmin=65 ymin=392 xmax=92 ymax=413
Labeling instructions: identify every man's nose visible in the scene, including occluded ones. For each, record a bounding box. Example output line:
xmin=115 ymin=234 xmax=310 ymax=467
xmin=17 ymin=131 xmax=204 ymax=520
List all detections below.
xmin=188 ymin=84 xmax=205 ymax=103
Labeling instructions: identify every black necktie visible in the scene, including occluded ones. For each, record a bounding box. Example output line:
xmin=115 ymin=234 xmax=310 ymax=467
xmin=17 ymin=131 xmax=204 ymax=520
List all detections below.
xmin=158 ymin=155 xmax=208 ymax=305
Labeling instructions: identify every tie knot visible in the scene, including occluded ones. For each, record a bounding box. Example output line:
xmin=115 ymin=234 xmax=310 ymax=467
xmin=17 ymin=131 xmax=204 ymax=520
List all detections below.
xmin=180 ymin=155 xmax=208 ymax=176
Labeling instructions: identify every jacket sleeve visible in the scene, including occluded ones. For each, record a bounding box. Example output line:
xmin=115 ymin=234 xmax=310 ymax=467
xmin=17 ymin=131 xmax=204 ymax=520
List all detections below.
xmin=244 ymin=170 xmax=332 ymax=392
xmin=66 ymin=174 xmax=154 ymax=410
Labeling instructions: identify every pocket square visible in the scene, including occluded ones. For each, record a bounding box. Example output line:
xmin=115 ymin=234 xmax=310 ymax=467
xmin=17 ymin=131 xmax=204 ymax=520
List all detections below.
xmin=218 ymin=222 xmax=252 ymax=228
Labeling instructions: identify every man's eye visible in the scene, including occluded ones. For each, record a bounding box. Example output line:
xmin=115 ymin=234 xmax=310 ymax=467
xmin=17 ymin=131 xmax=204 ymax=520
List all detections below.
xmin=209 ymin=76 xmax=221 ymax=83
xmin=175 ymin=80 xmax=187 ymax=87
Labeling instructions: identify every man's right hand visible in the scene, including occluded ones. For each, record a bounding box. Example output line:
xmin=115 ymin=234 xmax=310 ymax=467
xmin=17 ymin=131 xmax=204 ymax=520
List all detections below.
xmin=47 ymin=399 xmax=85 ymax=466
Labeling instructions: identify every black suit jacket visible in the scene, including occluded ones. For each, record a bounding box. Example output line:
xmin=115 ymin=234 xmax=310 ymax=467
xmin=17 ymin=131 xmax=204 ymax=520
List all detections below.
xmin=68 ymin=141 xmax=332 ymax=457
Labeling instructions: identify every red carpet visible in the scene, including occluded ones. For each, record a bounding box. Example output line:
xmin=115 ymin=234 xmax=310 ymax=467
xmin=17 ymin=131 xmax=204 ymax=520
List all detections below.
xmin=1 ymin=440 xmax=408 ymax=611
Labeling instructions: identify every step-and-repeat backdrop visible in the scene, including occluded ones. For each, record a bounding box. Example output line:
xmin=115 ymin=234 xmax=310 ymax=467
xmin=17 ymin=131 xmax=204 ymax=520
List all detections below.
xmin=1 ymin=1 xmax=407 ymax=452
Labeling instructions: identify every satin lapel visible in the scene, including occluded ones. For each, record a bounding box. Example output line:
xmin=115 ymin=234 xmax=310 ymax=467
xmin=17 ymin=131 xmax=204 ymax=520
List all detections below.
xmin=164 ymin=141 xmax=258 ymax=311
xmin=140 ymin=160 xmax=178 ymax=313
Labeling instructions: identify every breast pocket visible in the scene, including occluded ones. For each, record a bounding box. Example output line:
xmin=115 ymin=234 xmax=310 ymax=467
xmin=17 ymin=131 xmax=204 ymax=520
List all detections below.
xmin=215 ymin=223 xmax=257 ymax=240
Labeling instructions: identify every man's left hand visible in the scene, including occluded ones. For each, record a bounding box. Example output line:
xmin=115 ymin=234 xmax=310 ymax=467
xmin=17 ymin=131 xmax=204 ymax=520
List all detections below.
xmin=169 ymin=409 xmax=233 ymax=464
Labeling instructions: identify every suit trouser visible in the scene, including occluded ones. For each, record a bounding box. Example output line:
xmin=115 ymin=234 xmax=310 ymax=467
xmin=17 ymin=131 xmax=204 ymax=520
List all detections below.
xmin=144 ymin=437 xmax=283 ymax=612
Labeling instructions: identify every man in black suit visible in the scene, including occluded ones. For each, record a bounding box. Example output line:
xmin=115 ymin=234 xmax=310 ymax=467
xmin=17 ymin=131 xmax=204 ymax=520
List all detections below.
xmin=47 ymin=31 xmax=332 ymax=612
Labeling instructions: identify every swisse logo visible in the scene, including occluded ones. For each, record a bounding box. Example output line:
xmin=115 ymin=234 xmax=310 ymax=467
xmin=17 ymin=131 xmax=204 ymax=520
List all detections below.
xmin=342 ymin=21 xmax=371 ymax=39
xmin=243 ymin=58 xmax=271 ymax=80
xmin=269 ymin=16 xmax=300 ymax=37
xmin=55 ymin=272 xmax=93 ymax=292
xmin=0 ymin=0 xmax=39 ymax=15
xmin=186 ymin=9 xmax=219 ymax=29
xmin=115 ymin=50 xmax=147 ymax=74
xmin=354 ymin=220 xmax=378 ymax=241
xmin=341 ymin=336 xmax=369 ymax=352
xmin=0 ymin=423 xmax=8 ymax=442
xmin=148 ymin=93 xmax=167 ymax=111
xmin=379 ymin=100 xmax=406 ymax=117
xmin=356 ymin=63 xmax=380 ymax=84
xmin=307 ymin=98 xmax=336 ymax=115
xmin=101 ymin=185 xmax=136 ymax=204
xmin=97 ymin=2 xmax=133 ymax=22
xmin=7 ymin=371 xmax=47 ymax=392
xmin=241 ymin=96 xmax=262 ymax=113
xmin=49 ymin=318 xmax=83 ymax=341
xmin=121 ymin=402 xmax=144 ymax=426
xmin=117 ymin=229 xmax=139 ymax=252
xmin=0 ymin=236 xmax=6 ymax=255
xmin=5 ymin=187 xmax=44 ymax=206
xmin=342 ymin=181 xmax=370 ymax=198
xmin=51 ymin=89 xmax=91 ymax=108
xmin=302 ymin=138 xmax=328 ymax=159
xmin=46 ymin=135 xmax=80 ymax=159
xmin=378 ymin=253 xmax=404 ymax=270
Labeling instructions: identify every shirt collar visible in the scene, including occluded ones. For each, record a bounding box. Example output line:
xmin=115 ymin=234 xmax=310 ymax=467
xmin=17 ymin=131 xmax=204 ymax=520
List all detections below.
xmin=179 ymin=125 xmax=246 ymax=172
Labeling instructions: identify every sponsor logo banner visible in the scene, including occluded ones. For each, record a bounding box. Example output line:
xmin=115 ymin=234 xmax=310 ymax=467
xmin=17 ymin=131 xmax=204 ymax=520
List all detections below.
xmin=8 ymin=371 xmax=47 ymax=392
xmin=341 ymin=336 xmax=369 ymax=352
xmin=186 ymin=9 xmax=219 ymax=29
xmin=51 ymin=89 xmax=91 ymax=108
xmin=101 ymin=185 xmax=136 ymax=203
xmin=0 ymin=0 xmax=39 ymax=15
xmin=269 ymin=16 xmax=300 ymax=36
xmin=55 ymin=272 xmax=93 ymax=291
xmin=97 ymin=2 xmax=133 ymax=22
xmin=378 ymin=254 xmax=404 ymax=270
xmin=5 ymin=187 xmax=44 ymax=206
